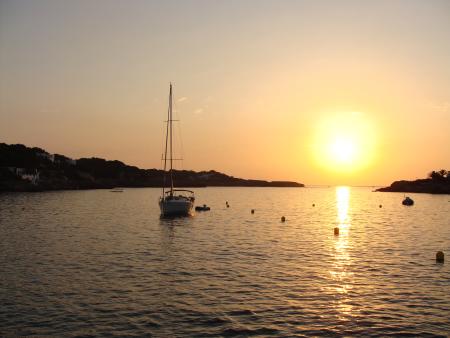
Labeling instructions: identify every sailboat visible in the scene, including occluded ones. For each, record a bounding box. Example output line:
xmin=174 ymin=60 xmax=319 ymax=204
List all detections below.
xmin=159 ymin=83 xmax=195 ymax=216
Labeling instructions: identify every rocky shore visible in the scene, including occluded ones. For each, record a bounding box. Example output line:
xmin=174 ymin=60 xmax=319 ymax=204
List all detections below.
xmin=376 ymin=170 xmax=450 ymax=194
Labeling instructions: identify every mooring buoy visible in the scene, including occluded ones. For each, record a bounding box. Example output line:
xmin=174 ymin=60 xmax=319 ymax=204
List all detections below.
xmin=281 ymin=216 xmax=286 ymax=222
xmin=251 ymin=209 xmax=255 ymax=214
xmin=436 ymin=251 xmax=445 ymax=263
xmin=379 ymin=204 xmax=382 ymax=208
xmin=334 ymin=227 xmax=339 ymax=236
xmin=312 ymin=203 xmax=315 ymax=207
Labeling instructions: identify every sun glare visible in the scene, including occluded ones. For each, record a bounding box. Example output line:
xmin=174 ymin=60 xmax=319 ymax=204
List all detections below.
xmin=312 ymin=112 xmax=376 ymax=173
xmin=328 ymin=136 xmax=357 ymax=164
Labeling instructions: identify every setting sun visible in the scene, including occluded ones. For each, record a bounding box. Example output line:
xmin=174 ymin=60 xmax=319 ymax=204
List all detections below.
xmin=312 ymin=112 xmax=376 ymax=174
xmin=328 ymin=136 xmax=357 ymax=164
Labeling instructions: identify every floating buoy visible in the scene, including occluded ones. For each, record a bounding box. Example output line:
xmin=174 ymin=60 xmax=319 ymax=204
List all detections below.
xmin=281 ymin=216 xmax=286 ymax=222
xmin=334 ymin=227 xmax=339 ymax=236
xmin=436 ymin=251 xmax=445 ymax=263
xmin=312 ymin=203 xmax=315 ymax=207
xmin=251 ymin=209 xmax=255 ymax=214
xmin=226 ymin=201 xmax=229 ymax=208
xmin=379 ymin=204 xmax=382 ymax=208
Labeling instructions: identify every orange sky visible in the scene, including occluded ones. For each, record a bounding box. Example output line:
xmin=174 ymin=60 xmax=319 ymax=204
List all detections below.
xmin=1 ymin=0 xmax=449 ymax=185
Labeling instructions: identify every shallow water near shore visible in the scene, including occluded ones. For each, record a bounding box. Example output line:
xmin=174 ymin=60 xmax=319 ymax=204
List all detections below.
xmin=1 ymin=187 xmax=449 ymax=337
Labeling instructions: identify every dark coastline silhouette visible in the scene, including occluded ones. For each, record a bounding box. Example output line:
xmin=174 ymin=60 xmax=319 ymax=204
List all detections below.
xmin=0 ymin=143 xmax=304 ymax=192
xmin=377 ymin=170 xmax=450 ymax=194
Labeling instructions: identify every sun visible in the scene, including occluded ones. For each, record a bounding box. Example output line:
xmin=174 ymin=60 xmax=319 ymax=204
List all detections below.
xmin=311 ymin=112 xmax=376 ymax=173
xmin=328 ymin=136 xmax=357 ymax=164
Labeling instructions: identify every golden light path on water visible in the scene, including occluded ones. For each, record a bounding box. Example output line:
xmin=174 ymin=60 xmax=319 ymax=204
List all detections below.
xmin=331 ymin=186 xmax=355 ymax=319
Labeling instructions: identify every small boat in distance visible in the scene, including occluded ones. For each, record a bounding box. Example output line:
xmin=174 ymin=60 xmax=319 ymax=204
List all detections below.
xmin=195 ymin=204 xmax=211 ymax=211
xmin=402 ymin=196 xmax=414 ymax=206
xmin=159 ymin=84 xmax=195 ymax=217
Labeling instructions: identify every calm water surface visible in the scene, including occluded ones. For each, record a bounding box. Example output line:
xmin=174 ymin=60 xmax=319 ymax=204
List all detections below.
xmin=1 ymin=187 xmax=449 ymax=337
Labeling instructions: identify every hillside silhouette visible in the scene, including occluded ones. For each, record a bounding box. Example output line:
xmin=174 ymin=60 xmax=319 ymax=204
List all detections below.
xmin=0 ymin=143 xmax=304 ymax=192
xmin=377 ymin=170 xmax=450 ymax=194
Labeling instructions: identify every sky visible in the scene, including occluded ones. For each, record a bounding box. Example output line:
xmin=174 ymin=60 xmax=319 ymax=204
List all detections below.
xmin=1 ymin=0 xmax=449 ymax=186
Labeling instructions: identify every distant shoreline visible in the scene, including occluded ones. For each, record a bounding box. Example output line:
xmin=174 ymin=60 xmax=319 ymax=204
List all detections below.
xmin=376 ymin=173 xmax=450 ymax=195
xmin=0 ymin=182 xmax=304 ymax=193
xmin=0 ymin=143 xmax=304 ymax=192
xmin=0 ymin=183 xmax=304 ymax=193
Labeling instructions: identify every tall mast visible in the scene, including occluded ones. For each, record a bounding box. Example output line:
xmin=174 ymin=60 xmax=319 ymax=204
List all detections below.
xmin=162 ymin=85 xmax=171 ymax=198
xmin=169 ymin=83 xmax=174 ymax=194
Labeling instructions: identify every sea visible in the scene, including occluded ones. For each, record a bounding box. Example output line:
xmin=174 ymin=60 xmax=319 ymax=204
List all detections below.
xmin=1 ymin=187 xmax=449 ymax=337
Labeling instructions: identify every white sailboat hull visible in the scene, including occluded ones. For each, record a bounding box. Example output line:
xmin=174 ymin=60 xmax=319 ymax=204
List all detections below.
xmin=159 ymin=197 xmax=194 ymax=216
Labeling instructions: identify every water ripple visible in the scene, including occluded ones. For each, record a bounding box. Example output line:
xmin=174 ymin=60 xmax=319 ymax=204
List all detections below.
xmin=1 ymin=187 xmax=449 ymax=336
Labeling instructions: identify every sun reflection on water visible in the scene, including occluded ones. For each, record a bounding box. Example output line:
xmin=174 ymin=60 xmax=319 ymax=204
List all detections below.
xmin=336 ymin=187 xmax=350 ymax=234
xmin=331 ymin=186 xmax=355 ymax=319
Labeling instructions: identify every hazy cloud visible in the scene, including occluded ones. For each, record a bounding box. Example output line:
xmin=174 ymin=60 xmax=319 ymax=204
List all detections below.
xmin=432 ymin=101 xmax=449 ymax=114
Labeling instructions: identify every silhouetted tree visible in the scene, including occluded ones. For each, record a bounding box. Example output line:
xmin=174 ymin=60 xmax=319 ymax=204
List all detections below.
xmin=428 ymin=169 xmax=448 ymax=181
